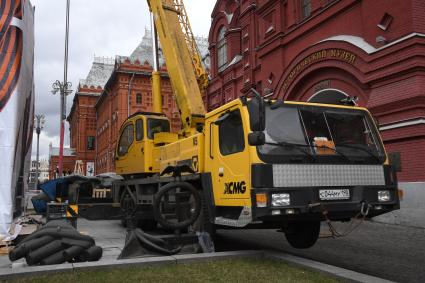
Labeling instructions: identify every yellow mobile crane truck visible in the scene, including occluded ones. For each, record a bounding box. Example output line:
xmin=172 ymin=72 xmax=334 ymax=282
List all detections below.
xmin=113 ymin=0 xmax=400 ymax=248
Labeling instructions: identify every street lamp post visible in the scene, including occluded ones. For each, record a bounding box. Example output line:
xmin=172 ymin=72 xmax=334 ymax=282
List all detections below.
xmin=52 ymin=80 xmax=72 ymax=178
xmin=52 ymin=0 xmax=72 ymax=178
xmin=34 ymin=114 xmax=45 ymax=190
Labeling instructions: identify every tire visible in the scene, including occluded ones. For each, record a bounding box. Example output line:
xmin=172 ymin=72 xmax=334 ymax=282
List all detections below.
xmin=153 ymin=182 xmax=201 ymax=230
xmin=284 ymin=221 xmax=320 ymax=249
xmin=120 ymin=192 xmax=136 ymax=228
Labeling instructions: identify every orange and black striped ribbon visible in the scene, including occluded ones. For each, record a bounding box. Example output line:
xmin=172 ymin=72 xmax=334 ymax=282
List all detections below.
xmin=0 ymin=0 xmax=23 ymax=112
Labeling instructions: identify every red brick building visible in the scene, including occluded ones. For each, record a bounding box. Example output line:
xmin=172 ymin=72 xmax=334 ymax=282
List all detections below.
xmin=68 ymin=30 xmax=209 ymax=174
xmin=48 ymin=144 xmax=76 ymax=179
xmin=207 ymin=0 xmax=425 ymax=182
xmin=67 ymin=57 xmax=114 ymax=176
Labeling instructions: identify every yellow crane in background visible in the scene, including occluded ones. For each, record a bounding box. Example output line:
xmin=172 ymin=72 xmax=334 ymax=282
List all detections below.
xmin=113 ymin=0 xmax=400 ymax=249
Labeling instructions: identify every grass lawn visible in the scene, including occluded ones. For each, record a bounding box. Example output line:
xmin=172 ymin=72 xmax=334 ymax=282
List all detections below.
xmin=8 ymin=258 xmax=340 ymax=283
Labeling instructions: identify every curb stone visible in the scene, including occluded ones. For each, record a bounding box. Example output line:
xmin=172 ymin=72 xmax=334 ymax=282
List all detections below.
xmin=173 ymin=250 xmax=261 ymax=263
xmin=266 ymin=252 xmax=395 ymax=283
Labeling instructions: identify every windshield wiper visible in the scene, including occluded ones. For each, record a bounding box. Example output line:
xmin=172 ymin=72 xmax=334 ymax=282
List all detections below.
xmin=336 ymin=143 xmax=381 ymax=163
xmin=266 ymin=141 xmax=351 ymax=162
xmin=265 ymin=141 xmax=316 ymax=162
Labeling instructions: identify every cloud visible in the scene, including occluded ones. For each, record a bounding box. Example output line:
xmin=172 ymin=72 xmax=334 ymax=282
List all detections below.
xmin=30 ymin=0 xmax=215 ymax=160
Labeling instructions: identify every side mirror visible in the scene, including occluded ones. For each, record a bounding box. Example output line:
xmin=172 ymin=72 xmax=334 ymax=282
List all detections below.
xmin=248 ymin=131 xmax=265 ymax=146
xmin=247 ymin=88 xmax=265 ymax=132
xmin=388 ymin=152 xmax=402 ymax=172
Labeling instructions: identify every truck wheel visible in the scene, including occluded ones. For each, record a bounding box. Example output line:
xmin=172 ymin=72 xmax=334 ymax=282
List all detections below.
xmin=153 ymin=182 xmax=201 ymax=230
xmin=284 ymin=221 xmax=320 ymax=249
xmin=120 ymin=192 xmax=136 ymax=228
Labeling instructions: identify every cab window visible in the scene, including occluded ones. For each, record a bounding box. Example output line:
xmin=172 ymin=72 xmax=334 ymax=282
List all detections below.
xmin=117 ymin=123 xmax=134 ymax=157
xmin=147 ymin=119 xmax=170 ymax=139
xmin=219 ymin=110 xmax=245 ymax=155
xmin=135 ymin=119 xmax=144 ymax=141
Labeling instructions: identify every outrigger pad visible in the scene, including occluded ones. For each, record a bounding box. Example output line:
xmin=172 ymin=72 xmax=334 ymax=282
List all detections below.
xmin=118 ymin=229 xmax=215 ymax=259
xmin=118 ymin=228 xmax=182 ymax=259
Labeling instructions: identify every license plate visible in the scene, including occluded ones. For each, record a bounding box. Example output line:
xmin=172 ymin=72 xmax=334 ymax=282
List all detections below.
xmin=319 ymin=189 xmax=350 ymax=200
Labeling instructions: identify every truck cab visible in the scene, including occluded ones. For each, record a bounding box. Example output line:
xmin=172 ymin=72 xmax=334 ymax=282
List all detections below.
xmin=202 ymin=96 xmax=399 ymax=247
xmin=115 ymin=112 xmax=175 ymax=177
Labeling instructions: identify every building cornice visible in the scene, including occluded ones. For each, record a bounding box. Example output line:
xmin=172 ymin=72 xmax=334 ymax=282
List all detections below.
xmin=380 ymin=117 xmax=425 ymax=131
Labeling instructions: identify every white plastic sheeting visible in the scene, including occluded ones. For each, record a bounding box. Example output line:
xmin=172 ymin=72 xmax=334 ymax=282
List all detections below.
xmin=0 ymin=0 xmax=35 ymax=238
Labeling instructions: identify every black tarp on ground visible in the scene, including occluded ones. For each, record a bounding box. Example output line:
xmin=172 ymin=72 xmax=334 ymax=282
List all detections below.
xmin=9 ymin=220 xmax=102 ymax=265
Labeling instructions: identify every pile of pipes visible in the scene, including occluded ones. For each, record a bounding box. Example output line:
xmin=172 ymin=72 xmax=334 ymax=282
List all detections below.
xmin=9 ymin=220 xmax=102 ymax=265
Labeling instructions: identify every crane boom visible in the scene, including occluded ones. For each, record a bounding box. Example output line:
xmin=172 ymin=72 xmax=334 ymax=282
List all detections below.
xmin=148 ymin=0 xmax=206 ymax=132
xmin=173 ymin=0 xmax=209 ymax=93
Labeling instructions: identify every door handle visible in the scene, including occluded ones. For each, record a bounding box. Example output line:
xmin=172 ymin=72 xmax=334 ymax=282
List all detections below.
xmin=218 ymin=167 xmax=224 ymax=177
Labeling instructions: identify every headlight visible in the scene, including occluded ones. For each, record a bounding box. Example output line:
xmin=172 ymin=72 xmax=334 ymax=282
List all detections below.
xmin=272 ymin=193 xmax=290 ymax=207
xmin=378 ymin=190 xmax=391 ymax=202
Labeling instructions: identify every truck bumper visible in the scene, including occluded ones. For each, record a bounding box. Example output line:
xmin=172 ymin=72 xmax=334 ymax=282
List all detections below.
xmin=251 ymin=166 xmax=400 ymax=222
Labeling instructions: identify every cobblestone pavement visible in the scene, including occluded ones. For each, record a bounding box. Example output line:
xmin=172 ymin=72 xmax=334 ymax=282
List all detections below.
xmin=215 ymin=221 xmax=425 ymax=283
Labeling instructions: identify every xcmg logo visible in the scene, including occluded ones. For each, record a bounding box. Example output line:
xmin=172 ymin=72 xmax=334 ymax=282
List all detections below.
xmin=224 ymin=181 xmax=247 ymax=194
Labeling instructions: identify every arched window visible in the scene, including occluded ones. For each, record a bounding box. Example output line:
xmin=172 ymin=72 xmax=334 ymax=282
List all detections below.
xmin=217 ymin=27 xmax=228 ymax=71
xmin=136 ymin=93 xmax=142 ymax=104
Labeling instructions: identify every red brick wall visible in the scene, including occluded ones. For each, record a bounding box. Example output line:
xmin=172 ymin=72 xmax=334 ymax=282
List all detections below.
xmin=68 ymin=91 xmax=100 ymax=175
xmin=49 ymin=155 xmax=76 ymax=180
xmin=384 ymin=136 xmax=425 ymax=182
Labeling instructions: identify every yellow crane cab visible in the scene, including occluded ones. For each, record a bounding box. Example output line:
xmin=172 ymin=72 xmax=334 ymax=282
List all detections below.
xmin=115 ymin=111 xmax=178 ymax=177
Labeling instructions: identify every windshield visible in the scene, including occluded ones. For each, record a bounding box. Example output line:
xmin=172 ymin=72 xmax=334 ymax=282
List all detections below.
xmin=257 ymin=103 xmax=385 ymax=164
xmin=147 ymin=118 xmax=170 ymax=139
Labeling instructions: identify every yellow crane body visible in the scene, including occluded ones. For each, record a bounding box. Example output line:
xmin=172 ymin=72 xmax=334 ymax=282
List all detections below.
xmin=148 ymin=0 xmax=205 ymax=133
xmin=112 ymin=0 xmax=400 ymax=249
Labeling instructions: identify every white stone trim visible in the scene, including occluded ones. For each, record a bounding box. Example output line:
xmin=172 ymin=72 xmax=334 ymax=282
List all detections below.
xmin=319 ymin=33 xmax=425 ymax=54
xmin=379 ymin=118 xmax=425 ymax=131
xmin=318 ymin=35 xmax=376 ymax=54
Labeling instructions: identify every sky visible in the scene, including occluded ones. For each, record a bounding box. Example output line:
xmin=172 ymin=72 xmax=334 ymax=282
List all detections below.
xmin=31 ymin=0 xmax=216 ymax=160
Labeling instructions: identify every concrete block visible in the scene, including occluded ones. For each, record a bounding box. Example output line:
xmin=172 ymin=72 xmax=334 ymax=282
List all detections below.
xmin=0 ymin=256 xmax=12 ymax=269
xmin=0 ymin=263 xmax=73 ymax=281
xmin=334 ymin=270 xmax=394 ymax=283
xmin=72 ymin=256 xmax=176 ymax=271
xmin=0 ymin=268 xmax=14 ymax=279
xmin=173 ymin=250 xmax=263 ymax=264
xmin=266 ymin=252 xmax=395 ymax=283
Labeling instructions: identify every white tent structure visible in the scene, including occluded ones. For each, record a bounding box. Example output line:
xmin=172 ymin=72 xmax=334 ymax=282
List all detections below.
xmin=0 ymin=0 xmax=35 ymax=238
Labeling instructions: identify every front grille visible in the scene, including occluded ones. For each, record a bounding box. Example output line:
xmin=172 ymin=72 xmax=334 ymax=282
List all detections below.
xmin=272 ymin=164 xmax=385 ymax=187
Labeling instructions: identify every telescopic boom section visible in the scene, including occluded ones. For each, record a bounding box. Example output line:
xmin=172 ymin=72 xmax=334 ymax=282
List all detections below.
xmin=148 ymin=0 xmax=206 ymax=132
